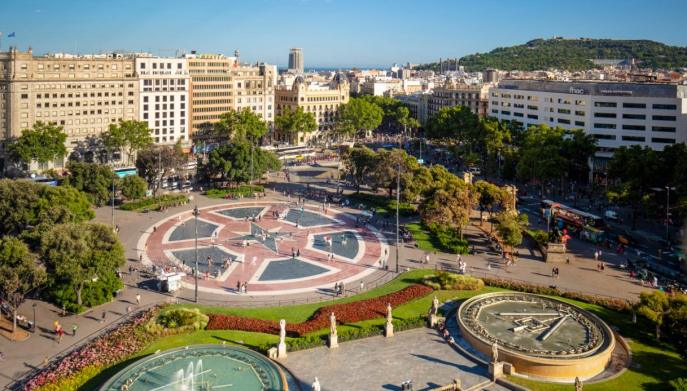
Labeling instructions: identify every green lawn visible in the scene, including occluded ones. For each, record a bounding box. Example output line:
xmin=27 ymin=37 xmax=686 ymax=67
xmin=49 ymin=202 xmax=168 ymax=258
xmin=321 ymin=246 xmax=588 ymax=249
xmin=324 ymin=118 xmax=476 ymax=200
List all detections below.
xmin=66 ymin=269 xmax=687 ymax=391
xmin=405 ymin=222 xmax=438 ymax=252
xmin=168 ymin=269 xmax=435 ymax=323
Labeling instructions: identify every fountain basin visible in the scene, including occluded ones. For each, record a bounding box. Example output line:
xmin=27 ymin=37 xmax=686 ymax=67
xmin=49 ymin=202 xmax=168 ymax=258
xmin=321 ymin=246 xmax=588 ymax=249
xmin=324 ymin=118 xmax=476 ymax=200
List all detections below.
xmin=99 ymin=344 xmax=287 ymax=391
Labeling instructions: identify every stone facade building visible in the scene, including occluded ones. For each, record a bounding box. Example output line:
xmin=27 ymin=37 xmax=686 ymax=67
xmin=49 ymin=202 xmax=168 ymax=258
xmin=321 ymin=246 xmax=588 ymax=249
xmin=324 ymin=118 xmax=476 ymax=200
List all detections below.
xmin=427 ymin=81 xmax=489 ymax=120
xmin=0 ymin=47 xmax=138 ymax=168
xmin=275 ymin=74 xmax=349 ymax=145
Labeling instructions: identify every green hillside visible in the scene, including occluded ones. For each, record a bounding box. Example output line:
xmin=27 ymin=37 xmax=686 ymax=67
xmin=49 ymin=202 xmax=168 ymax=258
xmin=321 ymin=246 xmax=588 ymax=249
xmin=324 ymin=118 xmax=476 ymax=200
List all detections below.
xmin=417 ymin=38 xmax=687 ymax=71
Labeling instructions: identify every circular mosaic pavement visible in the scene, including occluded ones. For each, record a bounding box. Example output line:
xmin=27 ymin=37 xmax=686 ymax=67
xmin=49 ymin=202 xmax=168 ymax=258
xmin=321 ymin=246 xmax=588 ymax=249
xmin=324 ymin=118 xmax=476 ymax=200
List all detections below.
xmin=139 ymin=201 xmax=388 ymax=295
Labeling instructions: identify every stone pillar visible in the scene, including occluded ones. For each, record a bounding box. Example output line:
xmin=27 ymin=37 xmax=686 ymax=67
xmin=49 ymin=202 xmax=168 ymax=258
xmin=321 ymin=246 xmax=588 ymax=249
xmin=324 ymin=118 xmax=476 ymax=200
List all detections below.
xmin=488 ymin=362 xmax=504 ymax=381
xmin=277 ymin=341 xmax=287 ymax=359
xmin=328 ymin=332 xmax=338 ymax=348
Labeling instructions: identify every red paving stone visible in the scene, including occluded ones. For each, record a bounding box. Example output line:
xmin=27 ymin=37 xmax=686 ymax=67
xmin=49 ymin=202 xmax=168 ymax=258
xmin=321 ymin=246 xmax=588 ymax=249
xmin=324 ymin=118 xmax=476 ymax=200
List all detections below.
xmin=144 ymin=201 xmax=387 ymax=295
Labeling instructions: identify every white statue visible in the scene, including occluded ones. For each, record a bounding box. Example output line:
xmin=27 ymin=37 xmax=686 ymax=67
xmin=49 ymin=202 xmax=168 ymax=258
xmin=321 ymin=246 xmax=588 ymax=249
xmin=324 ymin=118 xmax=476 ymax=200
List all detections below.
xmin=386 ymin=303 xmax=393 ymax=324
xmin=312 ymin=377 xmax=321 ymax=391
xmin=329 ymin=312 xmax=337 ymax=336
xmin=432 ymin=296 xmax=440 ymax=314
xmin=492 ymin=341 xmax=499 ymax=362
xmin=575 ymin=377 xmax=583 ymax=391
xmin=279 ymin=319 xmax=286 ymax=345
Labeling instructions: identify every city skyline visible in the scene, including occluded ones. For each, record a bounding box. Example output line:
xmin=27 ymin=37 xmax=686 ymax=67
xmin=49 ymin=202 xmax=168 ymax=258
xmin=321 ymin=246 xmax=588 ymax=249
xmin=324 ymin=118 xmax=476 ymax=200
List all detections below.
xmin=0 ymin=0 xmax=686 ymax=67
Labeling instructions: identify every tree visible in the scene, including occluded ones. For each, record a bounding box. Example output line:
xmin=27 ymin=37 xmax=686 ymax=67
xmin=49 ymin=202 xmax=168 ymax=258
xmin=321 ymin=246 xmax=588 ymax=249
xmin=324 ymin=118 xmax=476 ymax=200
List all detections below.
xmin=342 ymin=146 xmax=377 ymax=194
xmin=66 ymin=161 xmax=116 ymax=206
xmin=101 ymin=120 xmax=153 ymax=165
xmin=666 ymin=293 xmax=687 ymax=358
xmin=425 ymin=106 xmax=479 ymax=144
xmin=41 ymin=223 xmax=125 ymax=308
xmin=560 ymin=129 xmax=596 ymax=184
xmin=7 ymin=121 xmax=67 ymax=168
xmin=194 ymin=109 xmax=269 ymax=145
xmin=136 ymin=143 xmax=186 ymax=194
xmin=370 ymin=149 xmax=419 ymax=198
xmin=494 ymin=211 xmax=529 ymax=256
xmin=635 ymin=290 xmax=671 ymax=340
xmin=420 ymin=176 xmax=473 ymax=239
xmin=516 ymin=125 xmax=568 ymax=195
xmin=0 ymin=179 xmax=94 ymax=248
xmin=0 ymin=237 xmax=46 ymax=332
xmin=200 ymin=138 xmax=280 ymax=186
xmin=335 ymin=97 xmax=383 ymax=139
xmin=120 ymin=175 xmax=148 ymax=200
xmin=474 ymin=180 xmax=509 ymax=229
xmin=275 ymin=106 xmax=318 ymax=144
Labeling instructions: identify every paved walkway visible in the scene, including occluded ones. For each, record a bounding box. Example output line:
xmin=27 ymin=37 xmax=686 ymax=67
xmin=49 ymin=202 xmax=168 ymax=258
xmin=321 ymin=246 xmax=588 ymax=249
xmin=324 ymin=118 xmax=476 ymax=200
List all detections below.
xmin=0 ymin=177 xmax=654 ymax=389
xmin=283 ymin=328 xmax=507 ymax=391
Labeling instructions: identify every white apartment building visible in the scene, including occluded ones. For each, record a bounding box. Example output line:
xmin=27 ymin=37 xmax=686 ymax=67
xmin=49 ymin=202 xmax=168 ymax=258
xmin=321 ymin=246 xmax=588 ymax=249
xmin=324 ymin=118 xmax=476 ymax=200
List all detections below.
xmin=488 ymin=80 xmax=687 ymax=158
xmin=136 ymin=57 xmax=190 ymax=145
xmin=233 ymin=63 xmax=277 ymax=122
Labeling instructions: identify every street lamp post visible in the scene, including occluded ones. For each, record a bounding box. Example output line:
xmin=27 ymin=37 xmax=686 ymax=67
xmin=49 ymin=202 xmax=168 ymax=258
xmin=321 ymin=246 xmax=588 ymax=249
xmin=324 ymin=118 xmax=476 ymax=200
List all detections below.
xmin=651 ymin=186 xmax=676 ymax=242
xmin=395 ymin=125 xmax=405 ymax=274
xmin=32 ymin=303 xmax=36 ymax=333
xmin=111 ymin=175 xmax=116 ymax=229
xmin=191 ymin=200 xmax=200 ymax=303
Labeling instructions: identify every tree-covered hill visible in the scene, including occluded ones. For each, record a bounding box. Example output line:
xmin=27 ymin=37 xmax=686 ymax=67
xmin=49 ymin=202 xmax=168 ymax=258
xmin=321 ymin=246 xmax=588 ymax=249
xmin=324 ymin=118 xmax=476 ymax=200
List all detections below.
xmin=417 ymin=38 xmax=687 ymax=71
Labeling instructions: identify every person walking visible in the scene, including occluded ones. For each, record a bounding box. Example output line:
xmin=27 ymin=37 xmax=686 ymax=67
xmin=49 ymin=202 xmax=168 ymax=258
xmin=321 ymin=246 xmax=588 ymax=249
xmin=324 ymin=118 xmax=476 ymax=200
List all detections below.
xmin=135 ymin=293 xmax=141 ymax=306
xmin=359 ymin=280 xmax=364 ymax=292
xmin=72 ymin=323 xmax=78 ymax=337
xmin=101 ymin=311 xmax=107 ymax=323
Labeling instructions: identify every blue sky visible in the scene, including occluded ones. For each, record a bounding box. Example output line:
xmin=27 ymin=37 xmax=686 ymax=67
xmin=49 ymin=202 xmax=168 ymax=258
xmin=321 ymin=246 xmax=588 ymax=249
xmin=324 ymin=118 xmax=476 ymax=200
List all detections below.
xmin=1 ymin=0 xmax=686 ymax=68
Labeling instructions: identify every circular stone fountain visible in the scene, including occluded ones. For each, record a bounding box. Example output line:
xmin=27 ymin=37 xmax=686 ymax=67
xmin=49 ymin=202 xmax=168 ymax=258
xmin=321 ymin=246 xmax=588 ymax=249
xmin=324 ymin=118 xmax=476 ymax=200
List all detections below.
xmin=99 ymin=345 xmax=287 ymax=391
xmin=457 ymin=292 xmax=616 ymax=381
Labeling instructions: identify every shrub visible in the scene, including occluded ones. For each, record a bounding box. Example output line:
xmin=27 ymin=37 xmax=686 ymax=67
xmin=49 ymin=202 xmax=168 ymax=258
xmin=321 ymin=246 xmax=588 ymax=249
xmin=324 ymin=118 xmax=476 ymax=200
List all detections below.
xmin=207 ymin=284 xmax=433 ymax=337
xmin=527 ymin=229 xmax=549 ymax=246
xmin=146 ymin=307 xmax=209 ymax=335
xmin=423 ymin=272 xmax=484 ymax=291
xmin=119 ymin=194 xmax=188 ymax=211
xmin=120 ymin=175 xmax=147 ymax=200
xmin=205 ymin=185 xmax=265 ymax=199
xmin=426 ymin=223 xmax=469 ymax=254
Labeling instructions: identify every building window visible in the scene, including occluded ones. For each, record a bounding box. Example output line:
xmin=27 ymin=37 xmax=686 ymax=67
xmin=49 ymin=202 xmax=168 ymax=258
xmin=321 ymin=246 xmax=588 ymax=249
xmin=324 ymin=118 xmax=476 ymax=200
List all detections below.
xmin=623 ymin=113 xmax=645 ymax=120
xmin=594 ymin=102 xmax=617 ymax=108
xmin=622 ymin=136 xmax=645 ymax=142
xmin=652 ymin=126 xmax=676 ymax=132
xmin=652 ymin=104 xmax=677 ymax=110
xmin=527 ymin=114 xmax=538 ymax=119
xmin=651 ymin=138 xmax=675 ymax=144
xmin=574 ymin=121 xmax=585 ymax=127
xmin=623 ymin=103 xmax=646 ymax=109
xmin=594 ymin=112 xmax=616 ymax=118
xmin=557 ymin=118 xmax=570 ymax=124
xmin=622 ymin=124 xmax=645 ymax=131
xmin=593 ymin=134 xmax=616 ymax=140
xmin=652 ymin=115 xmax=676 ymax=121
xmin=594 ymin=123 xmax=616 ymax=129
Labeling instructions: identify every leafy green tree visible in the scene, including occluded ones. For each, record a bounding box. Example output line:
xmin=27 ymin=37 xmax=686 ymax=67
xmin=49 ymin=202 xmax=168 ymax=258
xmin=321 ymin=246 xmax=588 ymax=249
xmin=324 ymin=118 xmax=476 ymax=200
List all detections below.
xmin=561 ymin=129 xmax=597 ymax=183
xmin=65 ymin=161 xmax=116 ymax=206
xmin=635 ymin=290 xmax=670 ymax=340
xmin=41 ymin=222 xmax=125 ymax=308
xmin=494 ymin=211 xmax=529 ymax=256
xmin=358 ymin=95 xmax=406 ymax=131
xmin=425 ymin=106 xmax=479 ymax=144
xmin=194 ymin=109 xmax=269 ymax=144
xmin=274 ymin=106 xmax=318 ymax=144
xmin=7 ymin=121 xmax=67 ymax=168
xmin=666 ymin=294 xmax=687 ymax=359
xmin=120 ymin=175 xmax=148 ymax=200
xmin=201 ymin=139 xmax=280 ymax=186
xmin=474 ymin=180 xmax=510 ymax=229
xmin=0 ymin=237 xmax=46 ymax=332
xmin=136 ymin=143 xmax=186 ymax=194
xmin=335 ymin=97 xmax=383 ymax=139
xmin=420 ymin=176 xmax=473 ymax=239
xmin=516 ymin=125 xmax=567 ymax=195
xmin=370 ymin=149 xmax=419 ymax=198
xmin=342 ymin=146 xmax=377 ymax=194
xmin=0 ymin=180 xmax=94 ymax=247
xmin=101 ymin=120 xmax=153 ymax=165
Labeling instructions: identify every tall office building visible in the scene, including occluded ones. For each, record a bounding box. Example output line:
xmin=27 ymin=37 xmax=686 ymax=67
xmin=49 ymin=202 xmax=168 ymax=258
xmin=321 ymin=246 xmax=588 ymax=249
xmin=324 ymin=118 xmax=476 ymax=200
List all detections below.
xmin=288 ymin=48 xmax=304 ymax=75
xmin=0 ymin=47 xmax=139 ymax=169
xmin=487 ymin=79 xmax=687 ymax=158
xmin=187 ymin=53 xmax=236 ymax=133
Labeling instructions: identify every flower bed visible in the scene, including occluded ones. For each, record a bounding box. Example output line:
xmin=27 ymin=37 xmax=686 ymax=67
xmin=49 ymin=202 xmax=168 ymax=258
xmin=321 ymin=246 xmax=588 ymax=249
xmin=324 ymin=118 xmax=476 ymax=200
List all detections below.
xmin=23 ymin=308 xmax=158 ymax=391
xmin=206 ymin=284 xmax=433 ymax=337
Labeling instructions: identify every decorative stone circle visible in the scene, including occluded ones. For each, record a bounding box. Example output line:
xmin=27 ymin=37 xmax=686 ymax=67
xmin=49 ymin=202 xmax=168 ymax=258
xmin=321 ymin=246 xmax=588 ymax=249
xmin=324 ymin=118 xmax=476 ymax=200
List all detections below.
xmin=457 ymin=292 xmax=616 ymax=381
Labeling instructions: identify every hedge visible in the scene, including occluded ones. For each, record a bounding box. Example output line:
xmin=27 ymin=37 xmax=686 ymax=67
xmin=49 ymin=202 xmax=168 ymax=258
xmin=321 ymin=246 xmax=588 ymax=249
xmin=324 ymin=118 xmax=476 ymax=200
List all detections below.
xmin=119 ymin=194 xmax=188 ymax=211
xmin=205 ymin=185 xmax=265 ymax=199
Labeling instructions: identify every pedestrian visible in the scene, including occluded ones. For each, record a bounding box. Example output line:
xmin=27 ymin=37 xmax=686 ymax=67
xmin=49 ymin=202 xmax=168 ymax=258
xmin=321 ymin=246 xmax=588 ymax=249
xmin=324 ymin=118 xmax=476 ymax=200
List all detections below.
xmin=296 ymin=249 xmax=300 ymax=257
xmin=594 ymin=250 xmax=599 ymax=261
xmin=236 ymin=280 xmax=241 ymax=293
xmin=566 ymin=256 xmax=570 ymax=264
xmin=334 ymin=282 xmax=339 ymax=296
xmin=126 ymin=305 xmax=133 ymax=314
xmin=72 ymin=323 xmax=78 ymax=337
xmin=359 ymin=280 xmax=364 ymax=291
xmin=552 ymin=267 xmax=556 ymax=277
xmin=425 ymin=253 xmax=430 ymax=264
xmin=598 ymin=250 xmax=603 ymax=260
xmin=101 ymin=311 xmax=106 ymax=323
xmin=136 ymin=293 xmax=141 ymax=306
